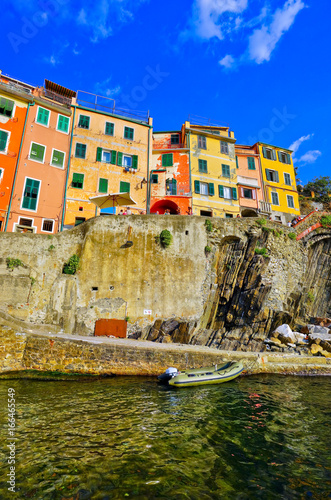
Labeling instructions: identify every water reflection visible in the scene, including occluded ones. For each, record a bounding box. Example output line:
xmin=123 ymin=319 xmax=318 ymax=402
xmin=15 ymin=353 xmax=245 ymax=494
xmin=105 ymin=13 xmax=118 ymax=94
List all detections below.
xmin=0 ymin=376 xmax=330 ymax=499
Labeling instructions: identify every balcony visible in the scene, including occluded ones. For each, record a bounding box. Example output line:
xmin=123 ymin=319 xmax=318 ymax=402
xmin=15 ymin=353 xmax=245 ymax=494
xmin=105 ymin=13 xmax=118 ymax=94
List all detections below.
xmin=259 ymin=201 xmax=272 ymax=214
xmin=153 ymin=142 xmax=185 ymax=150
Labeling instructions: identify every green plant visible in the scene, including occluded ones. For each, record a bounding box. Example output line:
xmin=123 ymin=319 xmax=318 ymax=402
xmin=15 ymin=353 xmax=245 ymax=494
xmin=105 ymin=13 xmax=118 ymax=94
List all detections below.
xmin=47 ymin=235 xmax=53 ymax=240
xmin=278 ymin=230 xmax=283 ymax=235
xmin=307 ymin=291 xmax=315 ymax=302
xmin=262 ymin=226 xmax=272 ymax=233
xmin=6 ymin=258 xmax=24 ymax=270
xmin=205 ymin=246 xmax=212 ymax=253
xmin=160 ymin=229 xmax=172 ymax=248
xmin=288 ymin=232 xmax=297 ymax=240
xmin=48 ymin=245 xmax=55 ymax=251
xmin=125 ymin=316 xmax=130 ymax=322
xmin=226 ymin=263 xmax=232 ymax=270
xmin=30 ymin=277 xmax=36 ymax=286
xmin=205 ymin=219 xmax=213 ymax=232
xmin=255 ymin=218 xmax=267 ymax=226
xmin=62 ymin=254 xmax=80 ymax=275
xmin=321 ymin=215 xmax=331 ymax=228
xmin=255 ymin=247 xmax=268 ymax=257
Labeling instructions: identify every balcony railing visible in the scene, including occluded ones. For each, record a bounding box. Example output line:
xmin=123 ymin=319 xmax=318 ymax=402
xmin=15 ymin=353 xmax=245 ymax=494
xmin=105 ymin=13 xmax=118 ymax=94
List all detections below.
xmin=259 ymin=201 xmax=272 ymax=213
xmin=43 ymin=88 xmax=72 ymax=107
xmin=153 ymin=143 xmax=185 ymax=150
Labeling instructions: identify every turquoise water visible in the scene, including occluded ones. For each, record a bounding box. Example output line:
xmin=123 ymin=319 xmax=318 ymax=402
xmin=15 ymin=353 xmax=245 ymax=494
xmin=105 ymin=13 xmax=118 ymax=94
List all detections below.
xmin=0 ymin=375 xmax=330 ymax=499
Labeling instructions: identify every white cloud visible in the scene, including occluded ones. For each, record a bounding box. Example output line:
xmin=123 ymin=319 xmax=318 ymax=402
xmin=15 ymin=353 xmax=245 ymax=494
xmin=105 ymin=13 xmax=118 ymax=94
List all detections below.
xmin=289 ymin=134 xmax=313 ymax=154
xmin=248 ymin=0 xmax=305 ymax=64
xmin=219 ymin=54 xmax=235 ymax=68
xmin=191 ymin=0 xmax=248 ymax=40
xmin=45 ymin=55 xmax=58 ymax=66
xmin=95 ymin=77 xmax=121 ymax=98
xmin=296 ymin=150 xmax=322 ymax=164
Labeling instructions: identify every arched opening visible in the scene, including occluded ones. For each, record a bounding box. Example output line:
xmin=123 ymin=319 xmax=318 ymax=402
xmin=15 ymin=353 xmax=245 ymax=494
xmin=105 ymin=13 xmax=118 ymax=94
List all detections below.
xmin=241 ymin=209 xmax=258 ymax=218
xmin=150 ymin=199 xmax=179 ymax=214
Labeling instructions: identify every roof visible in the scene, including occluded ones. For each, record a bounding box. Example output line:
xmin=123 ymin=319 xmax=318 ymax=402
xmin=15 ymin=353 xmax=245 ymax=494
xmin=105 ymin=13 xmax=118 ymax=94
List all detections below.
xmin=44 ymin=79 xmax=76 ymax=98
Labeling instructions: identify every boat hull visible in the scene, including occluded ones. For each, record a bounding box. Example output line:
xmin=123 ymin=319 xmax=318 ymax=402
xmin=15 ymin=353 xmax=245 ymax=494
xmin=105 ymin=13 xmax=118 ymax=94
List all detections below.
xmin=168 ymin=362 xmax=244 ymax=388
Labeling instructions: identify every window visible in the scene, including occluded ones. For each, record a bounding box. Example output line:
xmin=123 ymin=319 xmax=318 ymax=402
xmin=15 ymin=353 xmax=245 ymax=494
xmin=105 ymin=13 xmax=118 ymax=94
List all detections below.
xmin=120 ymin=181 xmax=130 ymax=193
xmin=78 ymin=115 xmax=90 ymax=129
xmin=221 ymin=141 xmax=228 ymax=154
xmin=151 ymin=174 xmax=158 ymax=184
xmin=271 ymin=192 xmax=279 ymax=205
xmin=72 ymin=173 xmax=84 ymax=189
xmin=171 ymin=134 xmax=180 ymax=144
xmin=278 ymin=151 xmax=291 ymax=164
xmin=19 ymin=218 xmax=33 ymax=227
xmin=57 ymin=115 xmax=70 ymax=133
xmin=22 ymin=178 xmax=40 ymax=211
xmin=42 ymin=219 xmax=54 ymax=232
xmin=0 ymin=97 xmax=14 ymax=118
xmin=284 ymin=173 xmax=291 ymax=186
xmin=99 ymin=178 xmax=108 ymax=193
xmin=166 ymin=178 xmax=177 ymax=195
xmin=194 ymin=181 xmax=214 ymax=196
xmin=75 ymin=143 xmax=86 ymax=159
xmin=200 ymin=182 xmax=208 ymax=195
xmin=222 ymin=164 xmax=230 ymax=177
xmin=0 ymin=168 xmax=3 ymax=180
xmin=105 ymin=122 xmax=114 ymax=136
xmin=248 ymin=157 xmax=255 ymax=170
xmin=51 ymin=149 xmax=65 ymax=168
xmin=117 ymin=152 xmax=138 ymax=169
xmin=219 ymin=185 xmax=237 ymax=200
xmin=123 ymin=155 xmax=132 ymax=168
xmin=225 ymin=214 xmax=233 ymax=218
xmin=198 ymin=136 xmax=206 ymax=149
xmin=243 ymin=188 xmax=253 ymax=199
xmin=30 ymin=142 xmax=46 ymax=163
xmin=287 ymin=195 xmax=295 ymax=208
xmin=262 ymin=147 xmax=276 ymax=160
xmin=0 ymin=130 xmax=9 ymax=153
xmin=96 ymin=148 xmax=117 ymax=164
xmin=266 ymin=169 xmax=279 ymax=182
xmin=124 ymin=126 xmax=134 ymax=140
xmin=36 ymin=107 xmax=50 ymax=126
xmin=75 ymin=217 xmax=86 ymax=226
xmin=162 ymin=153 xmax=173 ymax=167
xmin=198 ymin=159 xmax=207 ymax=173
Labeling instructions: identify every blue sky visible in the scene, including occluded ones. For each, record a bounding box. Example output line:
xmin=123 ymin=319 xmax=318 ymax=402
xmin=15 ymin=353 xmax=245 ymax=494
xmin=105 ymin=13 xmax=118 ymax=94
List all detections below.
xmin=2 ymin=0 xmax=330 ymax=184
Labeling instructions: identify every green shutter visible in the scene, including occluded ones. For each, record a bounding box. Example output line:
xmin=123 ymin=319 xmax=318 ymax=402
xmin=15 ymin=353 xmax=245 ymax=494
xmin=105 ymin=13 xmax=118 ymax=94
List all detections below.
xmin=0 ymin=97 xmax=14 ymax=118
xmin=151 ymin=174 xmax=158 ymax=184
xmin=222 ymin=164 xmax=230 ymax=177
xmin=132 ymin=155 xmax=138 ymax=169
xmin=286 ymin=153 xmax=291 ymax=164
xmin=236 ymin=155 xmax=239 ymax=168
xmin=96 ymin=147 xmax=102 ymax=162
xmin=111 ymin=150 xmax=117 ymax=164
xmin=99 ymin=178 xmax=108 ymax=193
xmin=22 ymin=178 xmax=40 ymax=210
xmin=208 ymin=183 xmax=214 ymax=196
xmin=172 ymin=178 xmax=177 ymax=195
xmin=75 ymin=143 xmax=86 ymax=159
xmin=272 ymin=149 xmax=277 ymax=161
xmin=124 ymin=127 xmax=134 ymax=140
xmin=52 ymin=150 xmax=65 ymax=168
xmin=78 ymin=115 xmax=90 ymax=129
xmin=262 ymin=147 xmax=267 ymax=158
xmin=199 ymin=159 xmax=207 ymax=172
xmin=37 ymin=107 xmax=49 ymax=125
xmin=105 ymin=122 xmax=114 ymax=135
xmin=0 ymin=130 xmax=8 ymax=151
xmin=194 ymin=180 xmax=200 ymax=194
xmin=218 ymin=185 xmax=224 ymax=198
xmin=58 ymin=115 xmax=69 ymax=133
xmin=162 ymin=153 xmax=173 ymax=167
xmin=275 ymin=171 xmax=279 ymax=183
xmin=120 ymin=181 xmax=130 ymax=193
xmin=266 ymin=169 xmax=271 ymax=181
xmin=232 ymin=187 xmax=237 ymax=200
xmin=117 ymin=152 xmax=123 ymax=166
xmin=72 ymin=173 xmax=84 ymax=189
xmin=30 ymin=143 xmax=45 ymax=162
xmin=248 ymin=157 xmax=255 ymax=169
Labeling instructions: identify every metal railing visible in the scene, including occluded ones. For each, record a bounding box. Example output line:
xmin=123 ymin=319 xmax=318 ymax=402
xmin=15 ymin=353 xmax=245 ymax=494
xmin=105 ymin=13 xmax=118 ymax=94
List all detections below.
xmin=153 ymin=143 xmax=185 ymax=150
xmin=43 ymin=88 xmax=72 ymax=107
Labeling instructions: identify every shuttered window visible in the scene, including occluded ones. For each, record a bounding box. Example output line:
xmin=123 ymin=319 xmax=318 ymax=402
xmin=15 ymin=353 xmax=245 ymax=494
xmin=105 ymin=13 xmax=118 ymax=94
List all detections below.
xmin=194 ymin=180 xmax=200 ymax=194
xmin=221 ymin=141 xmax=228 ymax=154
xmin=232 ymin=187 xmax=237 ymax=200
xmin=284 ymin=173 xmax=291 ymax=186
xmin=266 ymin=169 xmax=279 ymax=182
xmin=75 ymin=143 xmax=86 ymax=159
xmin=0 ymin=97 xmax=14 ymax=118
xmin=57 ymin=114 xmax=70 ymax=133
xmin=287 ymin=195 xmax=294 ymax=208
xmin=162 ymin=153 xmax=173 ymax=167
xmin=78 ymin=115 xmax=90 ymax=129
xmin=198 ymin=159 xmax=207 ymax=173
xmin=120 ymin=181 xmax=130 ymax=193
xmin=124 ymin=127 xmax=134 ymax=140
xmin=105 ymin=122 xmax=114 ymax=135
xmin=198 ymin=136 xmax=206 ymax=149
xmin=166 ymin=178 xmax=177 ymax=195
xmin=222 ymin=164 xmax=230 ymax=177
xmin=208 ymin=183 xmax=214 ymax=196
xmin=51 ymin=149 xmax=65 ymax=168
xmin=218 ymin=185 xmax=224 ymax=198
xmin=99 ymin=178 xmax=108 ymax=193
xmin=36 ymin=107 xmax=50 ymax=126
xmin=248 ymin=157 xmax=255 ymax=170
xmin=0 ymin=130 xmax=9 ymax=152
xmin=30 ymin=142 xmax=46 ymax=162
xmin=22 ymin=178 xmax=40 ymax=210
xmin=171 ymin=134 xmax=180 ymax=144
xmin=72 ymin=173 xmax=84 ymax=189
xmin=151 ymin=174 xmax=158 ymax=184
xmin=278 ymin=151 xmax=291 ymax=164
xmin=262 ymin=147 xmax=277 ymax=160
xmin=271 ymin=192 xmax=279 ymax=205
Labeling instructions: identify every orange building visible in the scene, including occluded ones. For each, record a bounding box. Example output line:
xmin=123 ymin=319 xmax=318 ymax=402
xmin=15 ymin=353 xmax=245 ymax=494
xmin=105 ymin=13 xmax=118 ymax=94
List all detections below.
xmin=150 ymin=128 xmax=191 ymax=214
xmin=0 ymin=73 xmax=34 ymax=231
xmin=6 ymin=80 xmax=74 ymax=234
xmin=235 ymin=144 xmax=269 ymax=217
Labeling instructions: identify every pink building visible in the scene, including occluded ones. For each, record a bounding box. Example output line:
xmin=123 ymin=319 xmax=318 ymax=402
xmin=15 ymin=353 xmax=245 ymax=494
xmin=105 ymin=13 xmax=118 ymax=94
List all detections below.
xmin=6 ymin=81 xmax=75 ymax=233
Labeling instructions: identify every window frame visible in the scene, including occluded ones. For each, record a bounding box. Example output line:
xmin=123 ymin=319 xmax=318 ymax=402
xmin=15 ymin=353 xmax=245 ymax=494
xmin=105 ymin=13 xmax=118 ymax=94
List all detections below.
xmin=151 ymin=174 xmax=158 ymax=184
xmin=262 ymin=147 xmax=277 ymax=161
xmin=119 ymin=181 xmax=130 ymax=193
xmin=122 ymin=155 xmax=133 ymax=168
xmin=278 ymin=151 xmax=291 ymax=164
xmin=222 ymin=164 xmax=230 ymax=178
xmin=162 ymin=153 xmax=173 ymax=167
xmin=56 ymin=114 xmax=70 ymax=134
xmin=77 ymin=114 xmax=90 ymax=130
xmin=198 ymin=159 xmax=207 ymax=173
xmin=105 ymin=122 xmax=114 ymax=136
xmin=284 ymin=173 xmax=291 ymax=186
xmin=223 ymin=186 xmax=232 ymax=199
xmin=243 ymin=188 xmax=253 ymax=199
xmin=171 ymin=134 xmax=180 ymax=145
xmin=124 ymin=126 xmax=134 ymax=140
xmin=21 ymin=177 xmax=41 ymax=212
xmin=248 ymin=157 xmax=256 ymax=170
xmin=271 ymin=191 xmax=280 ymax=206
xmin=200 ymin=182 xmax=209 ymax=196
xmin=198 ymin=135 xmax=207 ymax=149
xmin=0 ymin=97 xmax=15 ymax=118
xmin=0 ymin=129 xmax=10 ymax=154
xmin=220 ymin=141 xmax=229 ymax=155
xmin=50 ymin=148 xmax=66 ymax=169
xmin=98 ymin=178 xmax=108 ymax=194
xmin=287 ymin=194 xmax=295 ymax=208
xmin=266 ymin=169 xmax=279 ymax=183
xmin=36 ymin=106 xmax=50 ymax=127
xmin=29 ymin=141 xmax=46 ymax=164
xmin=72 ymin=173 xmax=84 ymax=189
xmin=75 ymin=143 xmax=87 ymax=159
xmin=41 ymin=218 xmax=55 ymax=233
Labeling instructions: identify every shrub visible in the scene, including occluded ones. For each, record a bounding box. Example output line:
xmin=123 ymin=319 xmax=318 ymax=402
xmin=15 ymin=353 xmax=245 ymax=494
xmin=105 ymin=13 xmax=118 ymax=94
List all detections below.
xmin=321 ymin=215 xmax=331 ymax=228
xmin=63 ymin=255 xmax=80 ymax=275
xmin=288 ymin=232 xmax=296 ymax=240
xmin=205 ymin=219 xmax=213 ymax=232
xmin=6 ymin=258 xmax=24 ymax=269
xmin=255 ymin=218 xmax=267 ymax=226
xmin=205 ymin=246 xmax=212 ymax=253
xmin=307 ymin=291 xmax=315 ymax=302
xmin=262 ymin=226 xmax=272 ymax=233
xmin=48 ymin=245 xmax=55 ymax=251
xmin=255 ymin=247 xmax=268 ymax=257
xmin=160 ymin=229 xmax=172 ymax=248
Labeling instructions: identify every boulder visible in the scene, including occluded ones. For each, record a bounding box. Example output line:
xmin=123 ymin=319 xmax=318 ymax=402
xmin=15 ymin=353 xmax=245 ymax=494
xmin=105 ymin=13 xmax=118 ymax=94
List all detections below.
xmin=160 ymin=319 xmax=180 ymax=336
xmin=308 ymin=325 xmax=330 ymax=335
xmin=147 ymin=319 xmax=163 ymax=341
xmin=309 ymin=333 xmax=331 ymax=343
xmin=275 ymin=324 xmax=293 ymax=338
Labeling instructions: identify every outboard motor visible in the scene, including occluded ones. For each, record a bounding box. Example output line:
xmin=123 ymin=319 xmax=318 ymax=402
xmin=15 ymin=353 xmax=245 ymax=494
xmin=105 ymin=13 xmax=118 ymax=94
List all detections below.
xmin=157 ymin=367 xmax=178 ymax=383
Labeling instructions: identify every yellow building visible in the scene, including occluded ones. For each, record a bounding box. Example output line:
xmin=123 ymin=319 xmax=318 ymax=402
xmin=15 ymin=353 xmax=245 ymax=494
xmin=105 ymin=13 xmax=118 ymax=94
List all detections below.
xmin=184 ymin=121 xmax=240 ymax=218
xmin=63 ymin=93 xmax=152 ymax=228
xmin=257 ymin=142 xmax=299 ymax=223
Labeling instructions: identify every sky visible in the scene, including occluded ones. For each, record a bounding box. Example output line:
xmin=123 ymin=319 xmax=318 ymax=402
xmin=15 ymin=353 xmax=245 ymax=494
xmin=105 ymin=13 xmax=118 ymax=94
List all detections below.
xmin=2 ymin=0 xmax=330 ymax=184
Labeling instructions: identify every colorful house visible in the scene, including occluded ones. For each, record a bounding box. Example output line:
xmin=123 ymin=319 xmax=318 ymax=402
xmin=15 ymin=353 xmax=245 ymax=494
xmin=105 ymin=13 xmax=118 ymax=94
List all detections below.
xmin=5 ymin=80 xmax=74 ymax=234
xmin=0 ymin=73 xmax=34 ymax=231
xmin=235 ymin=144 xmax=268 ymax=217
xmin=184 ymin=121 xmax=240 ymax=218
xmin=150 ymin=128 xmax=191 ymax=214
xmin=257 ymin=142 xmax=299 ymax=223
xmin=63 ymin=92 xmax=152 ymax=228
